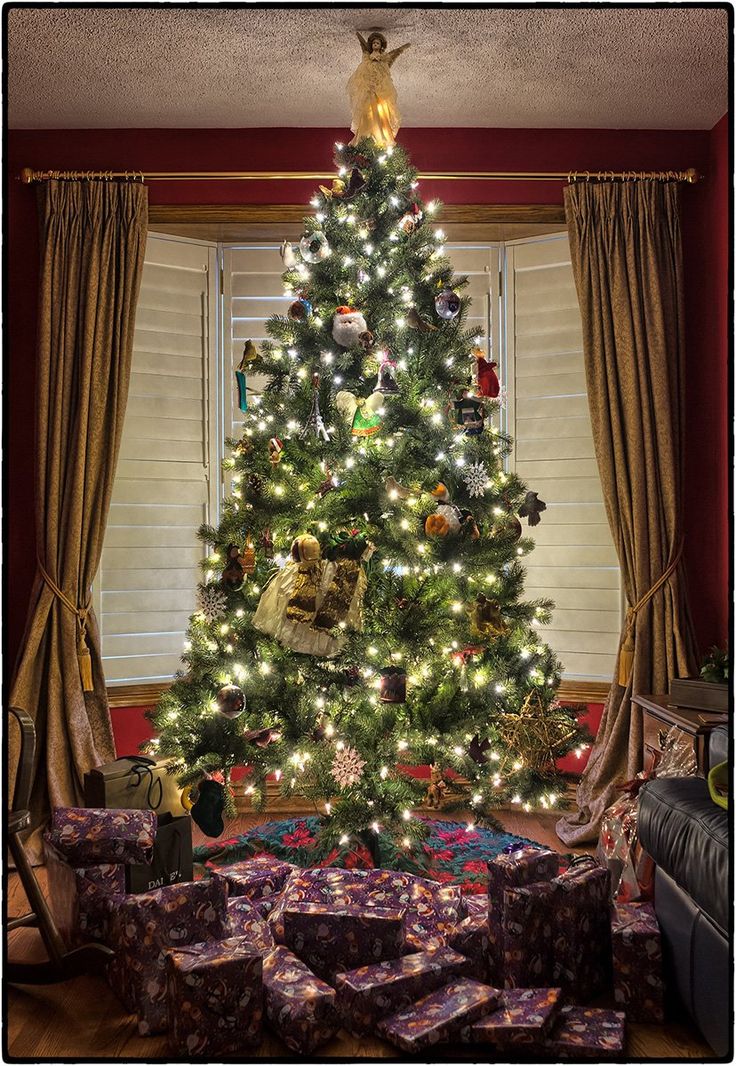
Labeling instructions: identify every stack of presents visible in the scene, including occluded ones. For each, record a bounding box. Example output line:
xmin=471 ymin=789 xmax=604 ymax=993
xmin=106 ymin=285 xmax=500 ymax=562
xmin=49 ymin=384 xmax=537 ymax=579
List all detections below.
xmin=43 ymin=760 xmax=665 ymax=1057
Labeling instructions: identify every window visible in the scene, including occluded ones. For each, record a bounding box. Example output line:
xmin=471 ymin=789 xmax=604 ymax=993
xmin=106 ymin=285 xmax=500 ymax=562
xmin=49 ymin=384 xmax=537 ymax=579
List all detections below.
xmin=103 ymin=227 xmax=619 ymax=689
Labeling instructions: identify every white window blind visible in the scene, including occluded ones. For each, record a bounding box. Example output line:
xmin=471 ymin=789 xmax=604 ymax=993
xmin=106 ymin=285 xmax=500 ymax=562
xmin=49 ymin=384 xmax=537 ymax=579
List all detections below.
xmin=504 ymin=233 xmax=621 ymax=681
xmin=98 ymin=234 xmax=218 ymax=684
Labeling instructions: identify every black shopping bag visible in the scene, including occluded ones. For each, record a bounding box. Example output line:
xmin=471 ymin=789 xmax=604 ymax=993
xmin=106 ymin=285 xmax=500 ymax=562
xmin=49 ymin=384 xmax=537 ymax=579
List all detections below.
xmin=84 ymin=755 xmax=184 ymax=817
xmin=125 ymin=813 xmax=193 ymax=893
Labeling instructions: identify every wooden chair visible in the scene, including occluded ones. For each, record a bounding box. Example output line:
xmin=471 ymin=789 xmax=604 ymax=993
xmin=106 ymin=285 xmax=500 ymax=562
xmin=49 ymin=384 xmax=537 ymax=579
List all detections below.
xmin=7 ymin=705 xmax=114 ymax=983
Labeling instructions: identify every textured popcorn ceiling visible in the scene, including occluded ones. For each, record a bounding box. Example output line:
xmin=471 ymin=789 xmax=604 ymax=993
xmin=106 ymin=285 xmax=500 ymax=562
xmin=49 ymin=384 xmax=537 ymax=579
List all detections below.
xmin=7 ymin=6 xmax=728 ymax=130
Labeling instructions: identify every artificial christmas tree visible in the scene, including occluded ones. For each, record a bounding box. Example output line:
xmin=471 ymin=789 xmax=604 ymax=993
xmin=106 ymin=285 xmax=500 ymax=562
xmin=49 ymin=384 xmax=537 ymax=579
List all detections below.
xmin=148 ymin=135 xmax=588 ymax=858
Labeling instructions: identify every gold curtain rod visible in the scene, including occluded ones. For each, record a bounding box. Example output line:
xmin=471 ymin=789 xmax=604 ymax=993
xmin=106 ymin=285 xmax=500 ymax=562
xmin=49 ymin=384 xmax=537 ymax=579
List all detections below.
xmin=19 ymin=166 xmax=701 ymax=185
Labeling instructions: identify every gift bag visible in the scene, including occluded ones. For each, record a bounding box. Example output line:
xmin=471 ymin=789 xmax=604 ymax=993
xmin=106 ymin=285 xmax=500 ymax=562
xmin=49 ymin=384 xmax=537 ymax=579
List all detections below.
xmin=84 ymin=755 xmax=184 ymax=818
xmin=125 ymin=814 xmax=193 ymax=893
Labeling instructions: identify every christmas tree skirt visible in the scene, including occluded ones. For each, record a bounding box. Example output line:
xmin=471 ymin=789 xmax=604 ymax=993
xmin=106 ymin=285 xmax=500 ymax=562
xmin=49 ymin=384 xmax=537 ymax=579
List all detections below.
xmin=194 ymin=816 xmax=540 ymax=894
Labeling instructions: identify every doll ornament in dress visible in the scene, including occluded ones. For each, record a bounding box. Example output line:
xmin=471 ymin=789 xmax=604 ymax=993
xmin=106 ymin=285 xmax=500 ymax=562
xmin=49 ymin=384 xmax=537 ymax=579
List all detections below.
xmin=347 ymin=32 xmax=411 ymax=148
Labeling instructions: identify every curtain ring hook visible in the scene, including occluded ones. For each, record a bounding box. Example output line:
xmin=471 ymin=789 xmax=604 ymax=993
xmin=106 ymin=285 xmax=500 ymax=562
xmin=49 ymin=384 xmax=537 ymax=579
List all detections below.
xmin=585 ymin=170 xmax=591 ymax=183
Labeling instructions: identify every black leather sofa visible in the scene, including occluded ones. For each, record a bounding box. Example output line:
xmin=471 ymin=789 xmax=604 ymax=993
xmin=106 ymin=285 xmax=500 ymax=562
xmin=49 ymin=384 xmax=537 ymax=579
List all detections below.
xmin=639 ymin=725 xmax=730 ymax=1057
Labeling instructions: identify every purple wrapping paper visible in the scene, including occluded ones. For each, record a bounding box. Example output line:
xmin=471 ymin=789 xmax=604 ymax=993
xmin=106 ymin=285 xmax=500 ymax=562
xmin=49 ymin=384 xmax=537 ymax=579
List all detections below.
xmin=208 ymin=856 xmax=295 ymax=903
xmin=611 ymin=901 xmax=664 ymax=1023
xmin=546 ymin=1005 xmax=626 ymax=1059
xmin=404 ymin=879 xmax=464 ymax=950
xmin=282 ymin=901 xmax=405 ymax=982
xmin=335 ymin=948 xmax=473 ymax=1036
xmin=463 ymin=893 xmax=488 ymax=918
xmin=226 ymin=897 xmax=276 ymax=954
xmin=447 ymin=913 xmax=492 ymax=983
xmin=552 ymin=859 xmax=612 ymax=1001
xmin=48 ymin=807 xmax=157 ymax=865
xmin=470 ymin=987 xmax=561 ymax=1046
xmin=165 ymin=936 xmax=263 ymax=1055
xmin=487 ymin=846 xmax=560 ymax=981
xmin=502 ymin=881 xmax=557 ymax=988
xmin=378 ymin=977 xmax=500 ymax=1052
xmin=262 ymin=945 xmax=338 ymax=1054
xmin=110 ymin=878 xmax=229 ymax=1035
xmin=44 ymin=836 xmax=126 ymax=948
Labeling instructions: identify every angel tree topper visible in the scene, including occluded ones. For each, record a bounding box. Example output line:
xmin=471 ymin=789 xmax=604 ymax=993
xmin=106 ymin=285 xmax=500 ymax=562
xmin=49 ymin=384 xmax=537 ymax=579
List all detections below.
xmin=332 ymin=306 xmax=367 ymax=348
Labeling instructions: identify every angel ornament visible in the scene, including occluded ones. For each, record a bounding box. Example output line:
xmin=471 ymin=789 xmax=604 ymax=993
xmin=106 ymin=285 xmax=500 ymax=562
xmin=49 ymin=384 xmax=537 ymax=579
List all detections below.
xmin=347 ymin=32 xmax=410 ymax=148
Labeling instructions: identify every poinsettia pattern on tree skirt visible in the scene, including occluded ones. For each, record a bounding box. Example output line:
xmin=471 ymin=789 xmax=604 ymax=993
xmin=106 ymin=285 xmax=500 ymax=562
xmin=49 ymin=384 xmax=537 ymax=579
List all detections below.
xmin=193 ymin=816 xmax=545 ymax=894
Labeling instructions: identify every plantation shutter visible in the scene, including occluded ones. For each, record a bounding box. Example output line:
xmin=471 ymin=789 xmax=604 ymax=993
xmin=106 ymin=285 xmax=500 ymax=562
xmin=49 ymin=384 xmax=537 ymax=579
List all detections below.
xmin=504 ymin=233 xmax=622 ymax=681
xmin=99 ymin=234 xmax=218 ymax=684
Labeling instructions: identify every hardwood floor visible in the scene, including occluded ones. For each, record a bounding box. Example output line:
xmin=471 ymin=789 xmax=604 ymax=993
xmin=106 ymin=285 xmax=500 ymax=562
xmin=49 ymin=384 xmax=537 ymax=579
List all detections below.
xmin=6 ymin=808 xmax=715 ymax=1061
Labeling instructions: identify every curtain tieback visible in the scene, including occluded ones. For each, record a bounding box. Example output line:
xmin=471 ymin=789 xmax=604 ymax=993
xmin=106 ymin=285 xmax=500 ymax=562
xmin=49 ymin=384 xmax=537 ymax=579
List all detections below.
xmin=618 ymin=538 xmax=685 ymax=687
xmin=37 ymin=559 xmax=94 ymax=692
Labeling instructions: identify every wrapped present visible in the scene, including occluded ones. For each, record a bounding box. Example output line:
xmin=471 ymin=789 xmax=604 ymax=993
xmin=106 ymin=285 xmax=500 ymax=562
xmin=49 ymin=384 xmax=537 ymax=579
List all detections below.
xmin=552 ymin=857 xmax=612 ymax=1002
xmin=597 ymin=783 xmax=655 ymax=903
xmin=463 ymin=893 xmax=488 ymax=918
xmin=48 ymin=807 xmax=156 ymax=866
xmin=404 ymin=878 xmax=464 ymax=951
xmin=110 ymin=878 xmax=229 ymax=1035
xmin=447 ymin=913 xmax=492 ymax=982
xmin=378 ymin=977 xmax=500 ymax=1052
xmin=165 ymin=937 xmax=263 ymax=1055
xmin=208 ymin=856 xmax=295 ymax=904
xmin=44 ymin=836 xmax=126 ymax=948
xmin=226 ymin=897 xmax=276 ymax=954
xmin=502 ymin=881 xmax=557 ymax=988
xmin=487 ymin=846 xmax=559 ymax=981
xmin=262 ymin=945 xmax=338 ymax=1054
xmin=611 ymin=901 xmax=664 ymax=1023
xmin=546 ymin=1005 xmax=626 ymax=1060
xmin=470 ymin=986 xmax=561 ymax=1046
xmin=335 ymin=948 xmax=473 ymax=1036
xmin=282 ymin=901 xmax=405 ymax=981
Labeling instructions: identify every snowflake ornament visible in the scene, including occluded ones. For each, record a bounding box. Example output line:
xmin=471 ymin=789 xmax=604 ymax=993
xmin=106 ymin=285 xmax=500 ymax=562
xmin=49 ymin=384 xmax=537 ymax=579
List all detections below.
xmin=464 ymin=461 xmax=489 ymax=498
xmin=331 ymin=745 xmax=366 ymax=789
xmin=196 ymin=584 xmax=227 ymax=623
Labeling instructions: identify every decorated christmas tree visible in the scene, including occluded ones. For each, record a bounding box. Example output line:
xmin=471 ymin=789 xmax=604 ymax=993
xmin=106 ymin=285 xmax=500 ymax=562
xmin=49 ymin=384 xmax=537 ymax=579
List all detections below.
xmin=149 ymin=114 xmax=588 ymax=859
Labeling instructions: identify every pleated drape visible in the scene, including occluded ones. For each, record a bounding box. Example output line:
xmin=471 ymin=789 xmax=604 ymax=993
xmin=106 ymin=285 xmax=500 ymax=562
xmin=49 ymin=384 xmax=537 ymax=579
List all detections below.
xmin=556 ymin=181 xmax=698 ymax=846
xmin=10 ymin=179 xmax=148 ymax=862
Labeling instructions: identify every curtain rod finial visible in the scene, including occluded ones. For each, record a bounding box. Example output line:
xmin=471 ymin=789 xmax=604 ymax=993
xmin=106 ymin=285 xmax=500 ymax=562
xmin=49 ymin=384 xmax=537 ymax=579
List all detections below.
xmin=19 ymin=167 xmax=35 ymax=184
xmin=685 ymin=167 xmax=700 ymax=184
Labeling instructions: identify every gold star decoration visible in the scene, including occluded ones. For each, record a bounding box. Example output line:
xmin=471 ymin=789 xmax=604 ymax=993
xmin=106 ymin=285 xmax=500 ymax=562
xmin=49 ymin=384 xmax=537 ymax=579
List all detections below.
xmin=496 ymin=692 xmax=579 ymax=772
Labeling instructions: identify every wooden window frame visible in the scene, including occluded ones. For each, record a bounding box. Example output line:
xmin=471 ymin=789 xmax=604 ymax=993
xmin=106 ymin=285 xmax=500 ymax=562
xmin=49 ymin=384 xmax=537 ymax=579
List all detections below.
xmin=108 ymin=202 xmax=609 ymax=709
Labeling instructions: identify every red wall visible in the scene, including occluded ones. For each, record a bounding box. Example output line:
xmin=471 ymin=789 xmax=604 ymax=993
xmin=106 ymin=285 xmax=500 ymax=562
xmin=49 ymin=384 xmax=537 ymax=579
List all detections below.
xmin=7 ymin=124 xmax=729 ymax=687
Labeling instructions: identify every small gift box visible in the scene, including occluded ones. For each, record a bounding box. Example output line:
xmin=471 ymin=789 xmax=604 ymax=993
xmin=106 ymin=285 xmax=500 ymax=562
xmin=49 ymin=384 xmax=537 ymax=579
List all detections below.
xmin=226 ymin=897 xmax=276 ymax=954
xmin=378 ymin=977 xmax=500 ymax=1052
xmin=110 ymin=878 xmax=229 ymax=1035
xmin=487 ymin=846 xmax=560 ymax=980
xmin=335 ymin=948 xmax=473 ymax=1036
xmin=552 ymin=858 xmax=612 ymax=1002
xmin=44 ymin=836 xmax=126 ymax=948
xmin=546 ymin=1005 xmax=626 ymax=1060
xmin=611 ymin=901 xmax=664 ymax=1023
xmin=404 ymin=878 xmax=464 ymax=950
xmin=282 ymin=901 xmax=405 ymax=982
xmin=165 ymin=936 xmax=263 ymax=1055
xmin=502 ymin=881 xmax=557 ymax=988
xmin=208 ymin=856 xmax=295 ymax=903
xmin=262 ymin=945 xmax=338 ymax=1054
xmin=447 ymin=913 xmax=492 ymax=983
xmin=470 ymin=986 xmax=561 ymax=1046
xmin=48 ymin=807 xmax=157 ymax=866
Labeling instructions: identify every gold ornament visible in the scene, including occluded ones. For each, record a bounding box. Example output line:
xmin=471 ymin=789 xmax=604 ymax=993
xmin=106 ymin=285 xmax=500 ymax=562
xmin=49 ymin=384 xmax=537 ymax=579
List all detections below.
xmin=285 ymin=535 xmax=323 ymax=624
xmin=496 ymin=692 xmax=578 ymax=773
xmin=468 ymin=595 xmax=508 ymax=639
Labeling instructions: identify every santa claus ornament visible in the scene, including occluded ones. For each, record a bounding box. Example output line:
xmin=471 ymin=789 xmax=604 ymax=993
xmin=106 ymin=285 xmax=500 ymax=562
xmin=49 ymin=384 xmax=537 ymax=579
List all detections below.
xmin=332 ymin=306 xmax=368 ymax=348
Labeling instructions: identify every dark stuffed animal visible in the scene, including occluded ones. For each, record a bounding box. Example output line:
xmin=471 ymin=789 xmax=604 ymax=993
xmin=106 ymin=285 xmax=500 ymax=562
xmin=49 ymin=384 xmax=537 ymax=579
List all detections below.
xmin=190 ymin=778 xmax=225 ymax=838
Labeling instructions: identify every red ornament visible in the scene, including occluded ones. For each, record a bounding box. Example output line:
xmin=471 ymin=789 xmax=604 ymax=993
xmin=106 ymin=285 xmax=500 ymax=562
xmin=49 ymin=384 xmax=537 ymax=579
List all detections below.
xmin=474 ymin=349 xmax=500 ymax=398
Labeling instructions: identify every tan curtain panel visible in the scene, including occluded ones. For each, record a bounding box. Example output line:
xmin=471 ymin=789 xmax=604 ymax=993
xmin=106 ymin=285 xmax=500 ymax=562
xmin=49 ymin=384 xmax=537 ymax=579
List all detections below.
xmin=557 ymin=181 xmax=698 ymax=846
xmin=10 ymin=179 xmax=148 ymax=862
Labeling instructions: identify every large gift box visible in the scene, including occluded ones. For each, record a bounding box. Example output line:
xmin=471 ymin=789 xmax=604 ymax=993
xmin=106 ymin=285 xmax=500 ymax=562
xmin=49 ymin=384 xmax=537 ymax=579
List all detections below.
xmin=110 ymin=878 xmax=230 ymax=1035
xmin=44 ymin=838 xmax=126 ymax=948
xmin=165 ymin=937 xmax=263 ymax=1055
xmin=502 ymin=881 xmax=557 ymax=988
xmin=378 ymin=977 xmax=500 ymax=1052
xmin=84 ymin=755 xmax=184 ymax=818
xmin=282 ymin=901 xmax=405 ymax=981
xmin=487 ymin=846 xmax=560 ymax=981
xmin=546 ymin=1005 xmax=626 ymax=1060
xmin=552 ymin=858 xmax=612 ymax=1001
xmin=262 ymin=945 xmax=339 ymax=1054
xmin=226 ymin=897 xmax=276 ymax=954
xmin=611 ymin=901 xmax=664 ymax=1023
xmin=48 ymin=807 xmax=156 ymax=866
xmin=209 ymin=856 xmax=296 ymax=904
xmin=447 ymin=912 xmax=492 ymax=983
xmin=469 ymin=986 xmax=561 ymax=1046
xmin=335 ymin=948 xmax=473 ymax=1036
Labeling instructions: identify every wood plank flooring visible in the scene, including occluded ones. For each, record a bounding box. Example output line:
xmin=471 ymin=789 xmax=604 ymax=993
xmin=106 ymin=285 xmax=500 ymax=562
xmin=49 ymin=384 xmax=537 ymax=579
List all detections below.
xmin=6 ymin=807 xmax=715 ymax=1060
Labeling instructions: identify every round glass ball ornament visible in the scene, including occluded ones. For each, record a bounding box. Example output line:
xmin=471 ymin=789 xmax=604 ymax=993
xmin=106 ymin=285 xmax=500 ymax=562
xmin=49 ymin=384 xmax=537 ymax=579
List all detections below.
xmin=216 ymin=684 xmax=246 ymax=719
xmin=299 ymin=232 xmax=330 ymax=264
xmin=435 ymin=286 xmax=461 ymax=320
xmin=288 ymin=298 xmax=312 ymax=321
